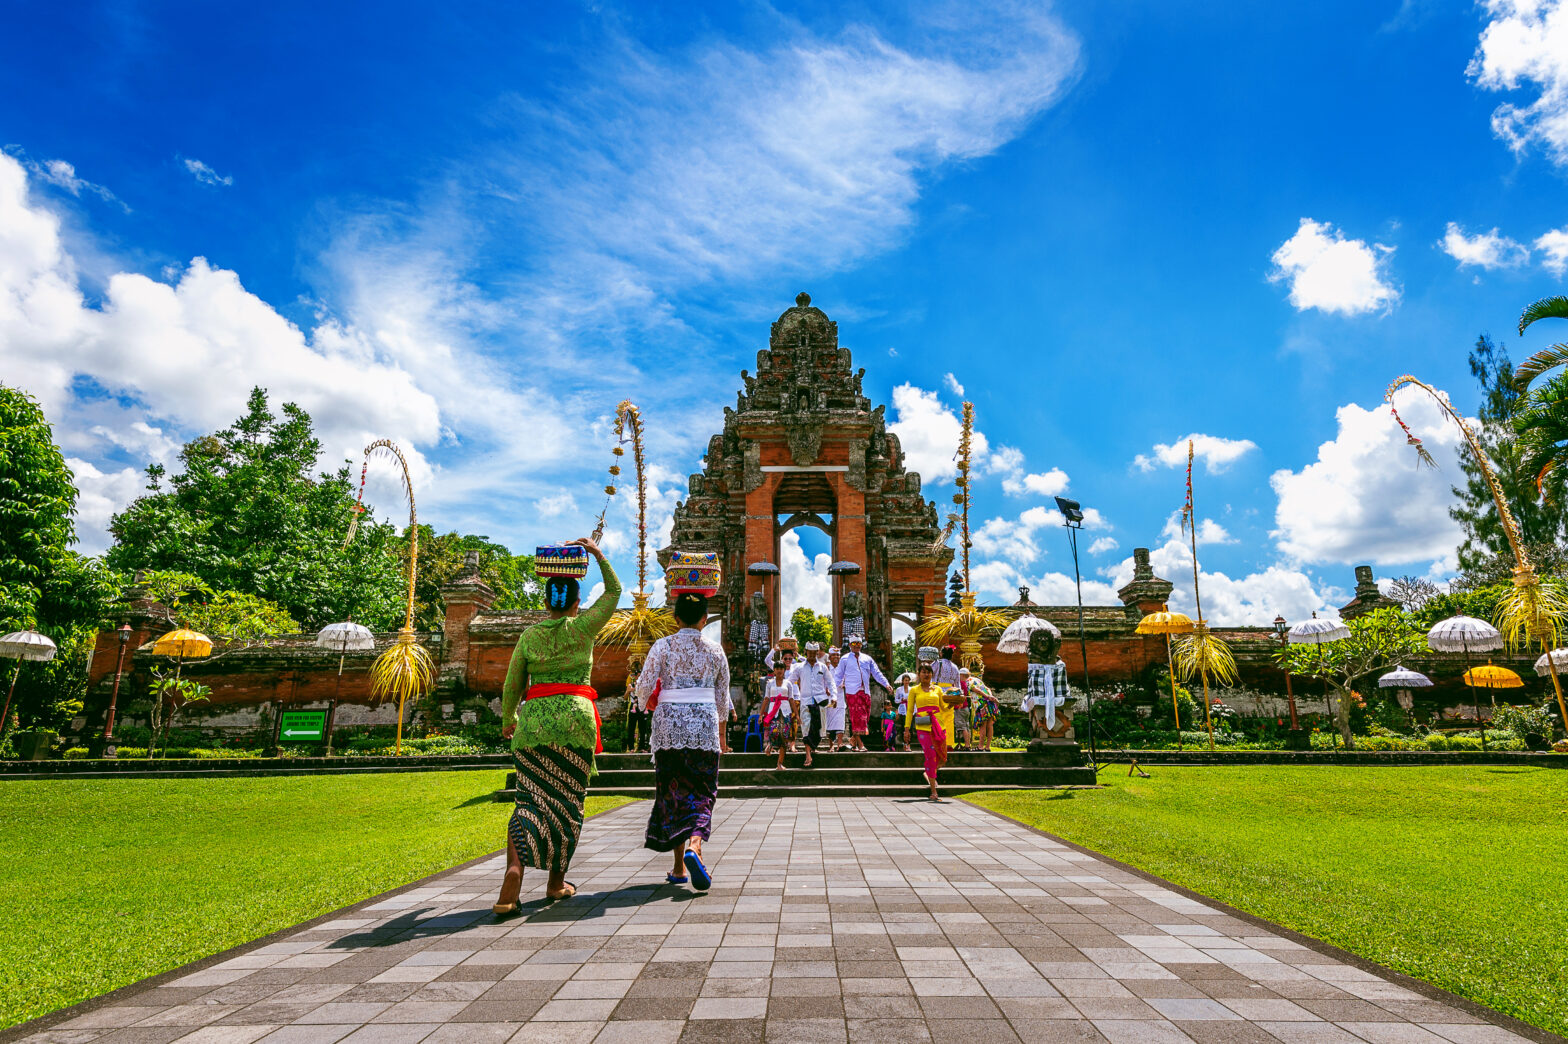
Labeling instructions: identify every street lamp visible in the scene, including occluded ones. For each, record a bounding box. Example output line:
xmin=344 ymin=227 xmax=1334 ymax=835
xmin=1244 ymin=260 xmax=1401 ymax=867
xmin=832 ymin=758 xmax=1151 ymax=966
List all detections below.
xmin=1273 ymin=615 xmax=1304 ymax=746
xmin=100 ymin=623 xmax=132 ymax=759
xmin=1054 ymin=496 xmax=1095 ymax=758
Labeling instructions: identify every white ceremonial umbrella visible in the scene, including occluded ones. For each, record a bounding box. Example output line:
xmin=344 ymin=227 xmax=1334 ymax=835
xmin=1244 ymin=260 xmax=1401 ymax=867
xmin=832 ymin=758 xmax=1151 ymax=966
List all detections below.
xmin=1532 ymin=648 xmax=1568 ymax=677
xmin=996 ymin=615 xmax=1061 ymax=655
xmin=1286 ymin=613 xmax=1349 ymax=737
xmin=1378 ymin=666 xmax=1433 ymax=689
xmin=314 ymin=622 xmax=375 ymax=754
xmin=1428 ymin=616 xmax=1503 ymax=749
xmin=0 ymin=629 xmax=58 ymax=741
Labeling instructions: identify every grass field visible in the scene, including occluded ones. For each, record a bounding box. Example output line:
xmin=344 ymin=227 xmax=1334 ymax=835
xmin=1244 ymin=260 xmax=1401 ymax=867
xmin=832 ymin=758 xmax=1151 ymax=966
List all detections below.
xmin=967 ymin=765 xmax=1568 ymax=1038
xmin=0 ymin=772 xmax=637 ymax=1030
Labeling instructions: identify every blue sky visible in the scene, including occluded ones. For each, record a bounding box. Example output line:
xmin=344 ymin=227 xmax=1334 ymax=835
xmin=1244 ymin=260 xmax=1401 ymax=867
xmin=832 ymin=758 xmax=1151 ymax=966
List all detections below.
xmin=4 ymin=0 xmax=1567 ymax=627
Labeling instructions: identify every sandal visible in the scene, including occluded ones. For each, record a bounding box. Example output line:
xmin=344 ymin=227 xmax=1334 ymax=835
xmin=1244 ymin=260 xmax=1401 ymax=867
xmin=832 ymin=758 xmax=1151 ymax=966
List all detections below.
xmin=544 ymin=883 xmax=577 ymax=902
xmin=684 ymin=849 xmax=712 ymax=891
xmin=665 ymin=872 xmax=688 ymax=885
xmin=491 ymin=901 xmax=519 ymax=916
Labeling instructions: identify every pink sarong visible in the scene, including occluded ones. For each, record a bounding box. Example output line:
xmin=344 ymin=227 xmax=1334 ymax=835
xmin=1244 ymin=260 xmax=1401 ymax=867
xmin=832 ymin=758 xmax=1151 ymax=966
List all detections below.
xmin=917 ymin=718 xmax=948 ymax=782
xmin=846 ymin=690 xmax=872 ymax=735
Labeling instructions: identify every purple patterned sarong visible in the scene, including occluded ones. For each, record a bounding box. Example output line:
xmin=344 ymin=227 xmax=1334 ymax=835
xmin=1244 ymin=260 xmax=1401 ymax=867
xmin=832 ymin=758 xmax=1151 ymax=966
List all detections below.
xmin=644 ymin=748 xmax=721 ymax=852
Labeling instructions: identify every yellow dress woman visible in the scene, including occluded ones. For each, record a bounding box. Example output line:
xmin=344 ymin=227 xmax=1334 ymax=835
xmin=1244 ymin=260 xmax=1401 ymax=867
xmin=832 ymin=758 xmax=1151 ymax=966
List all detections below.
xmin=903 ymin=660 xmax=956 ymax=801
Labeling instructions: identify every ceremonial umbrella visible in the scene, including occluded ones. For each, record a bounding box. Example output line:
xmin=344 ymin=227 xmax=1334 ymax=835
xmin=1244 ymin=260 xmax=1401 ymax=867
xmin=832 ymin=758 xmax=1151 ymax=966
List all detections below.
xmin=996 ymin=614 xmax=1061 ymax=655
xmin=1135 ymin=608 xmax=1195 ymax=745
xmin=1464 ymin=664 xmax=1524 ymax=689
xmin=0 ymin=629 xmax=58 ymax=743
xmin=1428 ymin=616 xmax=1503 ymax=748
xmin=746 ymin=562 xmax=780 ymax=576
xmin=316 ymin=622 xmax=374 ymax=754
xmin=150 ymin=628 xmax=211 ymax=758
xmin=1533 ymin=648 xmax=1568 ymax=676
xmin=1287 ymin=613 xmax=1350 ymax=741
xmin=1378 ymin=665 xmax=1432 ymax=721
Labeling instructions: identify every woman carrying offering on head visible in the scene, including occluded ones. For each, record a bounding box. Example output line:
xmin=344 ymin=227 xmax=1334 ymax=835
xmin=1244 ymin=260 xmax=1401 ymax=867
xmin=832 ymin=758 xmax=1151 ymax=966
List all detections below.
xmin=633 ymin=552 xmax=731 ymax=890
xmin=903 ymin=660 xmax=955 ymax=801
xmin=494 ymin=537 xmax=619 ymax=914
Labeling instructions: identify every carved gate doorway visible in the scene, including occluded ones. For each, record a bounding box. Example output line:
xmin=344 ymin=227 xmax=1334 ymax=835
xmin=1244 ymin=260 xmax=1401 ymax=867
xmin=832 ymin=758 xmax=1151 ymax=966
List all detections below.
xmin=661 ymin=294 xmax=954 ymax=679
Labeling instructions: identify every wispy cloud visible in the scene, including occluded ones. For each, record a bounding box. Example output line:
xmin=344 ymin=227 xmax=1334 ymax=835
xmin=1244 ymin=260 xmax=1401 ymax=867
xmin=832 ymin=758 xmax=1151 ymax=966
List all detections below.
xmin=1135 ymin=434 xmax=1258 ymax=474
xmin=1440 ymin=221 xmax=1529 ymax=269
xmin=2 ymin=147 xmax=124 ymax=209
xmin=183 ymin=157 xmax=233 ymax=186
xmin=1468 ymin=0 xmax=1568 ymax=166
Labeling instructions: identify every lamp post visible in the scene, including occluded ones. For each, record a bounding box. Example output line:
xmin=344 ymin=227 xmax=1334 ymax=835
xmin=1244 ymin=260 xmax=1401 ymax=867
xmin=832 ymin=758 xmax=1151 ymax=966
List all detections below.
xmin=1054 ymin=496 xmax=1095 ymax=758
xmin=1272 ymin=615 xmax=1299 ymax=729
xmin=100 ymin=623 xmax=132 ymax=759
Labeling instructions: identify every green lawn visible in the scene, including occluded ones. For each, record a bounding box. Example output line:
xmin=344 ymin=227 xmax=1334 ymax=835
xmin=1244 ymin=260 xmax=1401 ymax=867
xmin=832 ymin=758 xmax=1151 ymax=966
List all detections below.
xmin=0 ymin=773 xmax=637 ymax=1030
xmin=968 ymin=766 xmax=1568 ymax=1037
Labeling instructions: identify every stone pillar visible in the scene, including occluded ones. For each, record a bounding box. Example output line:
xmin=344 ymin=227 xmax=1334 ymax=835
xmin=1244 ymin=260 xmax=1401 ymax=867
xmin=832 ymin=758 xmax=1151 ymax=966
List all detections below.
xmin=1115 ymin=548 xmax=1175 ymax=617
xmin=1339 ymin=565 xmax=1398 ymax=620
xmin=441 ymin=551 xmax=497 ymax=688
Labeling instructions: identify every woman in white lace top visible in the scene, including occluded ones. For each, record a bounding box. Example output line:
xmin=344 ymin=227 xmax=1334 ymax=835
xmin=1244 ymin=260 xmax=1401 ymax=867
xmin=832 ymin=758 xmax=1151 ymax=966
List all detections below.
xmin=633 ymin=590 xmax=732 ymax=889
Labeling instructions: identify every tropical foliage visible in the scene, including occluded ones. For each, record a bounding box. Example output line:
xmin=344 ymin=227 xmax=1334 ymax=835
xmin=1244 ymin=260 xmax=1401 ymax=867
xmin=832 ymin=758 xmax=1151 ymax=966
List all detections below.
xmin=1276 ymin=608 xmax=1428 ymax=749
xmin=106 ymin=388 xmax=406 ymax=631
xmin=788 ymin=606 xmax=832 ymax=647
xmin=1513 ymin=294 xmax=1568 ymax=499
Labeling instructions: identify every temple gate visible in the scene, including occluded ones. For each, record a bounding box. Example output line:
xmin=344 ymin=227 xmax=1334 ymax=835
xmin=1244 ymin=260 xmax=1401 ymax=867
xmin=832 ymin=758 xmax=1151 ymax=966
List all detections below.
xmin=660 ymin=293 xmax=954 ymax=674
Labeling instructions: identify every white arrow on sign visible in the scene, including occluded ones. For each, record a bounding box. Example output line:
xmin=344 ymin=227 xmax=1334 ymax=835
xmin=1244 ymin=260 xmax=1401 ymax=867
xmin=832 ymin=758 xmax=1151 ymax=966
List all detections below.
xmin=282 ymin=727 xmax=322 ymax=738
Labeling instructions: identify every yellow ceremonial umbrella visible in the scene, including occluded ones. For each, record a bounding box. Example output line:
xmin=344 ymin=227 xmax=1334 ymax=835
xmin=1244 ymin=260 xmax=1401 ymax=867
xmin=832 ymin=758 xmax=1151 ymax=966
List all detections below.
xmin=1464 ymin=664 xmax=1524 ymax=689
xmin=1136 ymin=607 xmax=1195 ymax=747
xmin=151 ymin=628 xmax=211 ymax=759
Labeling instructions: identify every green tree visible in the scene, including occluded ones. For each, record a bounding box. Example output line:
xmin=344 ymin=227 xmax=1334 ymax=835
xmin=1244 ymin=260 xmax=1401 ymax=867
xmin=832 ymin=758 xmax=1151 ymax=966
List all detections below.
xmin=105 ymin=388 xmax=405 ymax=631
xmin=787 ymin=606 xmax=832 ymax=648
xmin=0 ymin=387 xmax=122 ymax=737
xmin=398 ymin=528 xmax=542 ymax=631
xmin=1276 ymin=608 xmax=1428 ymax=749
xmin=1450 ymin=335 xmax=1568 ymax=572
xmin=1512 ymin=295 xmax=1568 ymax=504
xmin=891 ymin=636 xmax=917 ymax=678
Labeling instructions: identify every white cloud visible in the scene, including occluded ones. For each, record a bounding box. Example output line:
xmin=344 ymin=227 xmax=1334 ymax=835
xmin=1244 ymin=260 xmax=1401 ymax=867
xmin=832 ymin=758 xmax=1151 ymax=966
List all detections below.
xmin=1088 ymin=536 xmax=1119 ymax=555
xmin=1268 ymin=218 xmax=1399 ymax=316
xmin=943 ymin=372 xmax=965 ymax=397
xmin=1440 ymin=222 xmax=1529 ymax=269
xmin=1468 ymin=0 xmax=1568 ymax=165
xmin=1 ymin=150 xmax=124 ymax=208
xmin=1536 ymin=226 xmax=1568 ymax=275
xmin=534 ymin=493 xmax=577 ymax=518
xmin=1002 ymin=467 xmax=1069 ymax=497
xmin=1134 ymin=433 xmax=1258 ymax=474
xmin=886 ymin=383 xmax=990 ymax=485
xmin=183 ymin=158 xmax=234 ymax=187
xmin=779 ymin=529 xmax=832 ymax=629
xmin=65 ymin=458 xmax=145 ymax=554
xmin=1268 ymin=385 xmax=1467 ymax=568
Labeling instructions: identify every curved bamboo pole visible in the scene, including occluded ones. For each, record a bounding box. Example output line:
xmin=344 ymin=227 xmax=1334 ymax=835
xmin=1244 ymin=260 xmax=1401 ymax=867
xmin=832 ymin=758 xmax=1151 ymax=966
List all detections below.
xmin=349 ymin=439 xmax=430 ymax=756
xmin=1384 ymin=376 xmax=1568 ymax=734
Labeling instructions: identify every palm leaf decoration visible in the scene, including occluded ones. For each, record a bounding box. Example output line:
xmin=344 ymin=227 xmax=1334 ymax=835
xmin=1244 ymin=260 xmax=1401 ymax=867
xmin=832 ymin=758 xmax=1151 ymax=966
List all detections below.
xmin=1175 ymin=440 xmax=1235 ymax=749
xmin=919 ymin=400 xmax=1013 ymax=673
xmin=595 ymin=402 xmax=674 ymax=687
xmin=1385 ymin=370 xmax=1568 ymax=741
xmin=346 ymin=439 xmax=431 ymax=755
xmin=1518 ymin=295 xmax=1568 ymax=335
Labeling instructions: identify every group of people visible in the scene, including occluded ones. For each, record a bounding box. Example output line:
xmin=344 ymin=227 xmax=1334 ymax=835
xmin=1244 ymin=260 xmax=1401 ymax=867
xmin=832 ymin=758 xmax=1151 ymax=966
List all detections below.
xmin=488 ymin=540 xmax=1026 ymax=910
xmin=493 ymin=539 xmax=731 ymax=913
xmin=758 ymin=635 xmax=890 ymax=767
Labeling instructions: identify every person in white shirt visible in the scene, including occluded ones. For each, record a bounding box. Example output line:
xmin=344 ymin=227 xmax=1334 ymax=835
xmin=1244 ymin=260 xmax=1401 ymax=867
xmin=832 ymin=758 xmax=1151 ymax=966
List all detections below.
xmin=761 ymin=663 xmax=799 ymax=768
xmin=822 ymin=646 xmax=848 ymax=750
xmin=833 ymin=635 xmax=891 ymax=752
xmin=890 ymin=673 xmax=913 ymax=750
xmin=788 ymin=642 xmax=837 ymax=768
xmin=932 ymin=645 xmax=969 ymax=748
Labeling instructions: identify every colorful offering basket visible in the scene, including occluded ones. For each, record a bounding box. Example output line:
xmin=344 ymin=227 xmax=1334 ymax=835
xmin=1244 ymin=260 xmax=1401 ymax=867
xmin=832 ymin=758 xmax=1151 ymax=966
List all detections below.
xmin=666 ymin=550 xmax=721 ymax=597
xmin=535 ymin=543 xmax=590 ymax=579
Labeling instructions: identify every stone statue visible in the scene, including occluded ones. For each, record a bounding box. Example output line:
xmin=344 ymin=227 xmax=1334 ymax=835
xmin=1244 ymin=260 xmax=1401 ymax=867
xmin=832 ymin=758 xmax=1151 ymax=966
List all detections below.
xmin=841 ymin=589 xmax=865 ymax=642
xmin=1024 ymin=627 xmax=1073 ymax=741
xmin=747 ymin=590 xmax=770 ymax=662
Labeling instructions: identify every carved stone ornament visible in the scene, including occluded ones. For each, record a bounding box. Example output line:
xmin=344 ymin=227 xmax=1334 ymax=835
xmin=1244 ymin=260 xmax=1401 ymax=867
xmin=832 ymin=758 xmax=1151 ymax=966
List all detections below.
xmin=785 ymin=421 xmax=822 ymax=466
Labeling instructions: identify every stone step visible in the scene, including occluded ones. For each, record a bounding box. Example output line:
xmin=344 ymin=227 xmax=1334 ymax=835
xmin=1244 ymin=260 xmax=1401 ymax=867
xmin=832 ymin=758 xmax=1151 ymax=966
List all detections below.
xmin=497 ymin=782 xmax=1100 ymax=800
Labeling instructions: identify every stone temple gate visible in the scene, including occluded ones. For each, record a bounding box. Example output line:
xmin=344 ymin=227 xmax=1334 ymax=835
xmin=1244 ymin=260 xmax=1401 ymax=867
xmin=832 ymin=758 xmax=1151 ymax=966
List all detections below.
xmin=660 ymin=293 xmax=954 ymax=670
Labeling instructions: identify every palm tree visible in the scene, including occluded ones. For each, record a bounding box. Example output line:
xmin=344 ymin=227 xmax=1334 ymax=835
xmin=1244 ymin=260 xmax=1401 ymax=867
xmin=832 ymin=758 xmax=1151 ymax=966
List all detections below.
xmin=1514 ymin=295 xmax=1568 ymax=496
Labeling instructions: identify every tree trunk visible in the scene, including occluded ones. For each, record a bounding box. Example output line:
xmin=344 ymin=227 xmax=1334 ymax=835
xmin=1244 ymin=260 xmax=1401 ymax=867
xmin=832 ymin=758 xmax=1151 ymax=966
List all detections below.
xmin=1332 ymin=682 xmax=1355 ymax=750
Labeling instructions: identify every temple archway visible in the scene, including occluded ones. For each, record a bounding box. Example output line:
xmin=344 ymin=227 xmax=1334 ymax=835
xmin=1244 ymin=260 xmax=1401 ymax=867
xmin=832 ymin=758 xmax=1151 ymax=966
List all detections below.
xmin=660 ymin=293 xmax=953 ymax=677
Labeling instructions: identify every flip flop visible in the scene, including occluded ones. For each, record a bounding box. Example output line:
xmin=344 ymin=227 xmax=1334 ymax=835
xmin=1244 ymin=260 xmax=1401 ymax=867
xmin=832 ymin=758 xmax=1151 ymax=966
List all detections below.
xmin=683 ymin=849 xmax=712 ymax=890
xmin=665 ymin=872 xmax=688 ymax=885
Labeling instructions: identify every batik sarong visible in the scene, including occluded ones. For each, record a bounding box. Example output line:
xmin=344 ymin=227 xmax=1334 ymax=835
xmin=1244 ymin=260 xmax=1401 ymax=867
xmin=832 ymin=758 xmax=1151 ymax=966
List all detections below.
xmin=509 ymin=744 xmax=593 ymax=873
xmin=845 ymin=690 xmax=872 ymax=735
xmin=769 ymin=714 xmax=794 ymax=747
xmin=645 ymin=748 xmax=721 ymax=852
xmin=972 ymin=694 xmax=1000 ymax=726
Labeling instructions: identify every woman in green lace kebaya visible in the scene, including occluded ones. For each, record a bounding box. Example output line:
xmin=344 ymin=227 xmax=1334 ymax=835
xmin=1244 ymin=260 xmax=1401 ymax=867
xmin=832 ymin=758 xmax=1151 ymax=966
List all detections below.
xmin=493 ymin=536 xmax=620 ymax=912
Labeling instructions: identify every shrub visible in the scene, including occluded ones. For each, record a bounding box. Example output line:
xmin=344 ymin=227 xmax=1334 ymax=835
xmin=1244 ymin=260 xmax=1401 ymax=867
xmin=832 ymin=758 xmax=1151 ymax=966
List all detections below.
xmin=1493 ymin=702 xmax=1556 ymax=741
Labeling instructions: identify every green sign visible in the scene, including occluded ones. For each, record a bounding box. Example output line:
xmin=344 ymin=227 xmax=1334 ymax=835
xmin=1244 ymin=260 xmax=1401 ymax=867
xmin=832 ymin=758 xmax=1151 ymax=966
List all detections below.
xmin=280 ymin=710 xmax=327 ymax=741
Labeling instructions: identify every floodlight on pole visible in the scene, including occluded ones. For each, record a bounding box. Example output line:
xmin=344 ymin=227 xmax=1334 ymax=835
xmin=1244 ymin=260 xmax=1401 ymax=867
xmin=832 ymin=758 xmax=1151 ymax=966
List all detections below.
xmin=1055 ymin=496 xmax=1095 ymax=761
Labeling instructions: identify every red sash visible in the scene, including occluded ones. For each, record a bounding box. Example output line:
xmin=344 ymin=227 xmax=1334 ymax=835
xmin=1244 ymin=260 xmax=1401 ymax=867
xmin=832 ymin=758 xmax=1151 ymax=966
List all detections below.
xmin=525 ymin=683 xmax=603 ymax=753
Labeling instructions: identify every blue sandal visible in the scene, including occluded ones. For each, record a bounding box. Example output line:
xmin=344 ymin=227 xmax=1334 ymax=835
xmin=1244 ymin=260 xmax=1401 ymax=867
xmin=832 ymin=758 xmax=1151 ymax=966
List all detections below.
xmin=683 ymin=849 xmax=712 ymax=890
xmin=665 ymin=872 xmax=688 ymax=885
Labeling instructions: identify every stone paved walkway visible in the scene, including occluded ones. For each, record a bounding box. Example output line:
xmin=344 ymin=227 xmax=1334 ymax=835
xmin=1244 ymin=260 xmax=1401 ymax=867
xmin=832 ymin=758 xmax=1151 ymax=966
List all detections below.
xmin=14 ymin=799 xmax=1551 ymax=1044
